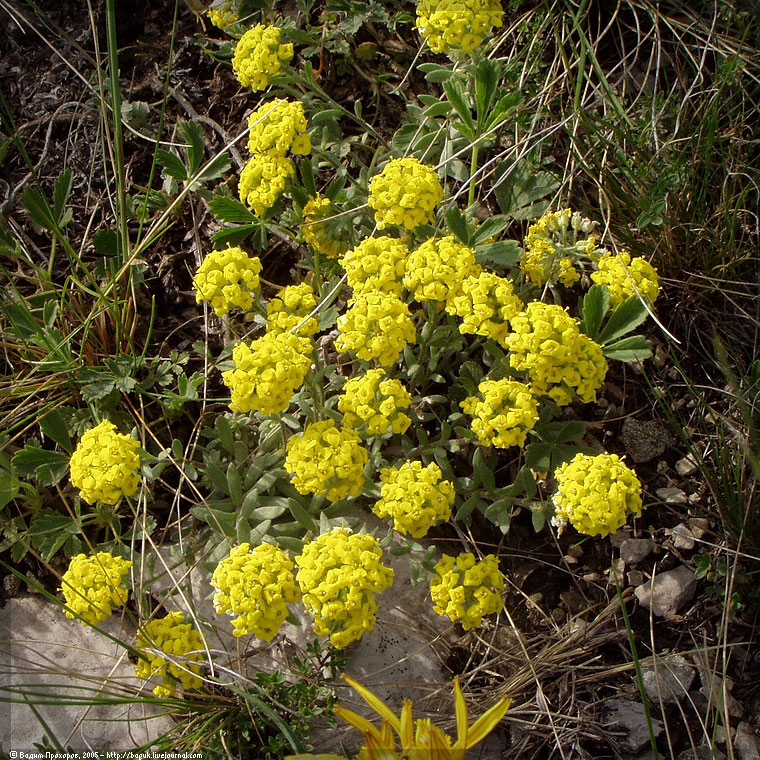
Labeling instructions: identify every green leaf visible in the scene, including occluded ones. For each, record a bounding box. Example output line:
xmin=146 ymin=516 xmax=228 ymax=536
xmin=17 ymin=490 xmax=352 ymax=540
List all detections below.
xmin=39 ymin=409 xmax=73 ymax=453
xmin=0 ymin=474 xmax=21 ymax=510
xmin=485 ymin=91 xmax=522 ymax=131
xmin=422 ymin=101 xmax=452 ymax=118
xmin=474 ymin=59 xmax=500 ymax=131
xmin=155 ymin=149 xmax=189 ymax=181
xmin=300 ymin=159 xmax=317 ymax=197
xmin=580 ymin=285 xmax=610 ymax=341
xmin=455 ymin=494 xmax=486 ymax=522
xmin=445 ymin=207 xmax=470 ymax=244
xmin=194 ymin=152 xmax=232 ymax=185
xmin=288 ymin=498 xmax=318 ymax=533
xmin=483 ymin=497 xmax=512 ymax=534
xmin=12 ymin=445 xmax=69 ymax=486
xmin=474 ymin=240 xmax=521 ymax=268
xmin=53 ymin=170 xmax=73 ymax=224
xmin=92 ymin=228 xmax=120 ymax=256
xmin=535 ymin=420 xmax=585 ymax=444
xmin=22 ymin=187 xmax=57 ymax=231
xmin=470 ymin=215 xmax=511 ymax=245
xmin=211 ymin=224 xmax=259 ymax=247
xmin=603 ymin=335 xmax=653 ymax=363
xmin=227 ymin=463 xmax=243 ymax=507
xmin=597 ymin=296 xmax=649 ymax=344
xmin=28 ymin=509 xmax=80 ymax=561
xmin=443 ymin=79 xmax=475 ymax=139
xmin=492 ymin=160 xmax=560 ymax=219
xmin=472 ymin=447 xmax=495 ymax=492
xmin=179 ymin=120 xmax=206 ymax=176
xmin=247 ymin=519 xmax=272 ymax=546
xmin=531 ymin=506 xmax=547 ymax=533
xmin=524 ymin=442 xmax=552 ymax=471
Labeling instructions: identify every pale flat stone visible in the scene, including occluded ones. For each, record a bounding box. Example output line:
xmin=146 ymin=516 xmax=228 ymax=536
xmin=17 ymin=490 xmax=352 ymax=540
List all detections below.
xmin=634 ymin=566 xmax=697 ymax=617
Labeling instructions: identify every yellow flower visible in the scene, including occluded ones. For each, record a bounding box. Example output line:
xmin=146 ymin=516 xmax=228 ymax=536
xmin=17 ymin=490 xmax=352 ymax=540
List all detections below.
xmin=135 ymin=611 xmax=204 ymax=698
xmin=285 ymin=420 xmax=368 ymax=503
xmin=505 ymin=302 xmax=607 ymax=406
xmin=460 ymin=378 xmax=538 ymax=448
xmin=521 ymin=209 xmax=597 ymax=287
xmin=301 ymin=194 xmax=350 ymax=259
xmin=247 ymin=99 xmax=310 ymax=157
xmin=416 ymin=0 xmax=504 ymax=55
xmin=552 ymin=452 xmax=643 ymax=537
xmin=295 ymin=528 xmax=394 ymax=649
xmin=404 ymin=236 xmax=480 ymax=305
xmin=238 ymin=152 xmax=294 ymax=216
xmin=69 ymin=420 xmax=140 ymax=505
xmin=373 ymin=461 xmax=454 ymax=538
xmin=368 ymin=158 xmax=444 ymax=230
xmin=232 ymin=24 xmax=293 ymax=91
xmin=222 ymin=332 xmax=313 ymax=415
xmin=60 ymin=552 xmax=132 ymax=626
xmin=591 ymin=250 xmax=660 ymax=306
xmin=305 ymin=673 xmax=510 ymax=760
xmin=445 ymin=270 xmax=523 ymax=345
xmin=266 ymin=283 xmax=319 ymax=337
xmin=338 ymin=368 xmax=412 ymax=437
xmin=193 ymin=245 xmax=262 ymax=317
xmin=341 ymin=236 xmax=409 ymax=298
xmin=211 ymin=542 xmax=301 ymax=640
xmin=335 ymin=292 xmax=416 ymax=368
xmin=430 ymin=553 xmax=504 ymax=630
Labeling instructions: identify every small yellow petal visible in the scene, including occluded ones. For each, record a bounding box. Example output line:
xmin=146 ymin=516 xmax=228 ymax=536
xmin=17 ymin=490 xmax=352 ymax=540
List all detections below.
xmin=341 ymin=675 xmax=402 ymax=734
xmin=399 ymin=699 xmax=414 ymax=748
xmin=334 ymin=706 xmax=383 ymax=740
xmin=453 ymin=676 xmax=468 ymax=746
xmin=463 ymin=696 xmax=511 ymax=747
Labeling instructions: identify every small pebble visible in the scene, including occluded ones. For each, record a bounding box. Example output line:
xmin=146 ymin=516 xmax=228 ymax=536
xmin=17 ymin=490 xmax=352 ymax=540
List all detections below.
xmin=668 ymin=523 xmax=696 ymax=550
xmin=620 ymin=537 xmax=654 ymax=564
xmin=676 ymin=455 xmax=699 ymax=476
xmin=657 ymin=486 xmax=689 ymax=504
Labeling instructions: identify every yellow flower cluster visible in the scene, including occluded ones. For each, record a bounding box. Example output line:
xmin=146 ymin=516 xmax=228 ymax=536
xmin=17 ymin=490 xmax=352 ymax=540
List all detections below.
xmin=295 ymin=528 xmax=394 ymax=649
xmin=341 ymin=236 xmax=409 ymax=297
xmin=430 ymin=553 xmax=504 ymax=630
xmin=415 ymin=0 xmax=504 ymax=54
xmin=338 ymin=368 xmax=412 ymax=437
xmin=207 ymin=5 xmax=236 ymax=30
xmin=591 ymin=250 xmax=660 ymax=306
xmin=285 ymin=420 xmax=368 ymax=502
xmin=60 ymin=552 xmax=132 ymax=626
xmin=135 ymin=612 xmax=204 ymax=698
xmin=232 ymin=24 xmax=293 ymax=91
xmin=506 ymin=302 xmax=608 ymax=406
xmin=247 ymin=99 xmax=310 ymax=157
xmin=368 ymin=158 xmax=444 ymax=230
xmin=238 ymin=153 xmax=294 ymax=216
xmin=335 ymin=292 xmax=415 ymax=367
xmin=552 ymin=452 xmax=643 ymax=537
xmin=373 ymin=461 xmax=455 ymax=538
xmin=69 ymin=420 xmax=140 ymax=505
xmin=223 ymin=332 xmax=312 ymax=415
xmin=445 ymin=271 xmax=523 ymax=345
xmin=211 ymin=542 xmax=301 ymax=640
xmin=266 ymin=283 xmax=319 ymax=337
xmin=404 ymin=235 xmax=480 ymax=304
xmin=301 ymin=194 xmax=349 ymax=259
xmin=192 ymin=245 xmax=262 ymax=317
xmin=521 ymin=209 xmax=596 ymax=287
xmin=461 ymin=379 xmax=538 ymax=448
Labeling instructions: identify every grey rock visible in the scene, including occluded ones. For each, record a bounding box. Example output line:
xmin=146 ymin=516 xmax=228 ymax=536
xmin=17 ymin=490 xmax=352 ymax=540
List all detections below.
xmin=604 ymin=698 xmax=664 ymax=752
xmin=676 ymin=455 xmax=699 ymax=476
xmin=620 ymin=419 xmax=670 ymax=463
xmin=620 ymin=537 xmax=654 ymax=564
xmin=641 ymin=654 xmax=695 ymax=703
xmin=668 ymin=523 xmax=696 ymax=550
xmin=656 ymin=486 xmax=689 ymax=504
xmin=735 ymin=722 xmax=760 ymax=760
xmin=634 ymin=565 xmax=697 ymax=617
